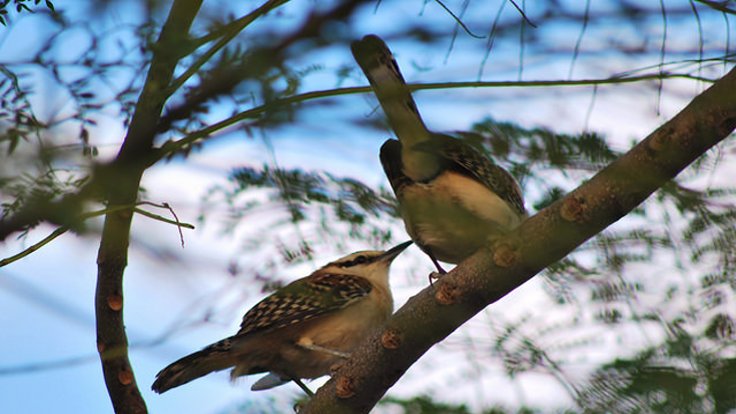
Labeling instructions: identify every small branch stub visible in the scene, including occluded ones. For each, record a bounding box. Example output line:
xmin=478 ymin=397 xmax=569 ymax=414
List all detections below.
xmin=381 ymin=329 xmax=402 ymax=350
xmin=492 ymin=244 xmax=520 ymax=268
xmin=649 ymin=127 xmax=672 ymax=152
xmin=335 ymin=375 xmax=356 ymax=399
xmin=118 ymin=369 xmax=134 ymax=385
xmin=329 ymin=361 xmax=346 ymax=375
xmin=560 ymin=195 xmax=586 ymax=223
xmin=107 ymin=294 xmax=123 ymax=311
xmin=720 ymin=116 xmax=736 ymax=136
xmin=434 ymin=280 xmax=460 ymax=305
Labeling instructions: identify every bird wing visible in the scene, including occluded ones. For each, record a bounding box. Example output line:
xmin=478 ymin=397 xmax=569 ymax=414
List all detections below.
xmin=237 ymin=273 xmax=373 ymax=336
xmin=413 ymin=134 xmax=526 ymax=215
xmin=379 ymin=139 xmax=413 ymax=194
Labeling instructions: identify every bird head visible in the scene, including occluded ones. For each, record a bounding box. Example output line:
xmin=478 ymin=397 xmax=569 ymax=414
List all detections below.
xmin=320 ymin=241 xmax=412 ymax=283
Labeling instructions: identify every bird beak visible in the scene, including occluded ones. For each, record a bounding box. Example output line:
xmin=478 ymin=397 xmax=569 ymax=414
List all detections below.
xmin=380 ymin=240 xmax=413 ymax=262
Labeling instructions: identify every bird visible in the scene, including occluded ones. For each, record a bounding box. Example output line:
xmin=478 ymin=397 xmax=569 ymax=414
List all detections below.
xmin=151 ymin=240 xmax=411 ymax=395
xmin=350 ymin=35 xmax=526 ymax=274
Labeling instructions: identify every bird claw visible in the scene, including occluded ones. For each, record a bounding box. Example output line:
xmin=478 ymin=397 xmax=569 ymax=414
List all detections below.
xmin=329 ymin=361 xmax=346 ymax=375
xmin=428 ymin=271 xmax=444 ymax=286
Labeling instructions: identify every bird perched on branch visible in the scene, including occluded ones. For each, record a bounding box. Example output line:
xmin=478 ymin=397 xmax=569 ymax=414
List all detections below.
xmin=351 ymin=35 xmax=526 ymax=274
xmin=151 ymin=241 xmax=411 ymax=395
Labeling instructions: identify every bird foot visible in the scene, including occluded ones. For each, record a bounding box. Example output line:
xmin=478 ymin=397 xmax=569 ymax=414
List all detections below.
xmin=428 ymin=271 xmax=445 ymax=286
xmin=329 ymin=361 xmax=346 ymax=375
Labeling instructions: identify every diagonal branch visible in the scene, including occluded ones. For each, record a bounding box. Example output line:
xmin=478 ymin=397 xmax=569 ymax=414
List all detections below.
xmin=302 ymin=66 xmax=736 ymax=413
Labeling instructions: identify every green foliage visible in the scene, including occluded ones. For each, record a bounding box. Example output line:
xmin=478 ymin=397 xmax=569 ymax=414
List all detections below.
xmin=380 ymin=395 xmax=541 ymax=414
xmin=578 ymin=341 xmax=736 ymax=413
xmin=471 ymin=117 xmax=619 ymax=172
xmin=226 ymin=165 xmax=398 ymax=224
xmin=199 ymin=165 xmax=400 ymax=271
xmin=0 ymin=67 xmax=42 ymax=155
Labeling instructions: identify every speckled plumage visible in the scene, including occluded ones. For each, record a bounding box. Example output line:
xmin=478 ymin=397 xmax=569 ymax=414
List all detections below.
xmin=151 ymin=242 xmax=411 ymax=394
xmin=411 ymin=134 xmax=526 ymax=216
xmin=237 ymin=273 xmax=373 ymax=335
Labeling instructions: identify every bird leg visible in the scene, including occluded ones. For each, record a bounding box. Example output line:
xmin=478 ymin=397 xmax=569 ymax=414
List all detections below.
xmin=425 ymin=247 xmax=447 ymax=285
xmin=291 ymin=377 xmax=314 ymax=397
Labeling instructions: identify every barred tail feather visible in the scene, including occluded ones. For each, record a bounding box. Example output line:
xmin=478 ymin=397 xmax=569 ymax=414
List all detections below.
xmin=151 ymin=337 xmax=236 ymax=393
xmin=351 ymin=35 xmax=431 ymax=147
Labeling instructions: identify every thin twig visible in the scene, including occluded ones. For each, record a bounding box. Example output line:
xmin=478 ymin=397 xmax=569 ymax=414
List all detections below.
xmin=134 ymin=202 xmax=194 ymax=247
xmin=434 ymin=0 xmax=484 ymax=39
xmin=1 ymin=205 xmax=130 ymax=268
xmin=0 ymin=226 xmax=69 ymax=267
xmin=509 ymin=0 xmax=537 ymax=28
xmin=153 ymin=71 xmax=716 ymax=163
xmin=163 ymin=0 xmax=290 ymax=99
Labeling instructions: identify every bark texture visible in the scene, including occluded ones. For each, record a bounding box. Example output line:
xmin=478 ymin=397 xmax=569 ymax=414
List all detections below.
xmin=94 ymin=1 xmax=202 ymax=413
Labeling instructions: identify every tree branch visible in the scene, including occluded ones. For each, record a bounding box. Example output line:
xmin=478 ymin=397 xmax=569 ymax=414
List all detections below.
xmin=163 ymin=0 xmax=290 ymax=99
xmin=93 ymin=1 xmax=201 ymax=413
xmin=302 ymin=66 xmax=736 ymax=413
xmin=1 ymin=205 xmax=141 ymax=268
xmin=155 ymin=0 xmax=368 ymax=135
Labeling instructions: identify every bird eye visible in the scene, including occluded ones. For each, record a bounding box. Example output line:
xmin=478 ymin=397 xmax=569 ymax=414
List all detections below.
xmin=353 ymin=255 xmax=368 ymax=265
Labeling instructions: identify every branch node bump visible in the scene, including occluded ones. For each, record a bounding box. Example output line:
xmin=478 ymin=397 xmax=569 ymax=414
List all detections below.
xmin=560 ymin=196 xmax=586 ymax=223
xmin=107 ymin=294 xmax=123 ymax=311
xmin=118 ymin=369 xmax=134 ymax=385
xmin=335 ymin=375 xmax=356 ymax=399
xmin=650 ymin=127 xmax=671 ymax=152
xmin=720 ymin=116 xmax=736 ymax=136
xmin=381 ymin=328 xmax=402 ymax=349
xmin=329 ymin=361 xmax=346 ymax=375
xmin=492 ymin=244 xmax=520 ymax=268
xmin=435 ymin=280 xmax=460 ymax=305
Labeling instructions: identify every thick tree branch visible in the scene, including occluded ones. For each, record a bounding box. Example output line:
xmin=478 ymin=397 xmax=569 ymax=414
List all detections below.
xmin=303 ymin=66 xmax=736 ymax=413
xmin=94 ymin=1 xmax=201 ymax=413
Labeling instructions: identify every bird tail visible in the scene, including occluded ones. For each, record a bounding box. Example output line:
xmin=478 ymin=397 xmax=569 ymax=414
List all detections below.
xmin=351 ymin=35 xmax=430 ymax=145
xmin=151 ymin=336 xmax=237 ymax=393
